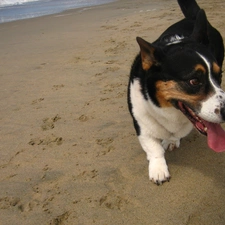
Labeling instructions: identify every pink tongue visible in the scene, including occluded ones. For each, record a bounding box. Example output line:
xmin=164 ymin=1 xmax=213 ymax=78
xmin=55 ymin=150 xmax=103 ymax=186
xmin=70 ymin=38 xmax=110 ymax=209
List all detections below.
xmin=204 ymin=121 xmax=225 ymax=152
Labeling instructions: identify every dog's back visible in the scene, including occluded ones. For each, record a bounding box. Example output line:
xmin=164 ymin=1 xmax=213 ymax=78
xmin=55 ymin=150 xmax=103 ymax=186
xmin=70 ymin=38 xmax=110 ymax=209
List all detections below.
xmin=158 ymin=0 xmax=224 ymax=66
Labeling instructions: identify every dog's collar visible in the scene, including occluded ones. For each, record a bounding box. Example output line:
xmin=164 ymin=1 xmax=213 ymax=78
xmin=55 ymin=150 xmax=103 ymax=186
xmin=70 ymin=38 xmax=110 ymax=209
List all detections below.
xmin=163 ymin=34 xmax=185 ymax=46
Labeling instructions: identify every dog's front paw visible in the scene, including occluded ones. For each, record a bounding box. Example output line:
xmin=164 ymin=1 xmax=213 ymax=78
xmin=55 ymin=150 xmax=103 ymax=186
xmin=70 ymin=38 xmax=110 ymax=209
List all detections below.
xmin=149 ymin=157 xmax=170 ymax=185
xmin=162 ymin=138 xmax=180 ymax=151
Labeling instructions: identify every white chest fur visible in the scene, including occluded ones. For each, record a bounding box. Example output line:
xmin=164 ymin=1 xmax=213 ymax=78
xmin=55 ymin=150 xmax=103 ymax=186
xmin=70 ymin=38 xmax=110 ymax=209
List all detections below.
xmin=130 ymin=79 xmax=193 ymax=140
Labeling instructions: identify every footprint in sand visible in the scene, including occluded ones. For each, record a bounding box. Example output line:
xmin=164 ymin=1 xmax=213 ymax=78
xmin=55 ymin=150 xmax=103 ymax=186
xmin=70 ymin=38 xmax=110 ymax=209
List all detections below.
xmin=49 ymin=211 xmax=70 ymax=224
xmin=75 ymin=169 xmax=99 ymax=181
xmin=99 ymin=191 xmax=129 ymax=210
xmin=52 ymin=84 xmax=64 ymax=91
xmin=96 ymin=138 xmax=115 ymax=157
xmin=96 ymin=138 xmax=114 ymax=147
xmin=41 ymin=114 xmax=61 ymax=131
xmin=0 ymin=197 xmax=21 ymax=209
xmin=31 ymin=98 xmax=44 ymax=105
xmin=78 ymin=114 xmax=88 ymax=122
xmin=104 ymin=41 xmax=127 ymax=55
xmin=28 ymin=134 xmax=63 ymax=146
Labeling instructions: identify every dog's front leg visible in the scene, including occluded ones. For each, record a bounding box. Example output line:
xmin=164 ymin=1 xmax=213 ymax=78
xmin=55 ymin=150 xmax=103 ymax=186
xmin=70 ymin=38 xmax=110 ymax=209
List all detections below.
xmin=138 ymin=135 xmax=170 ymax=185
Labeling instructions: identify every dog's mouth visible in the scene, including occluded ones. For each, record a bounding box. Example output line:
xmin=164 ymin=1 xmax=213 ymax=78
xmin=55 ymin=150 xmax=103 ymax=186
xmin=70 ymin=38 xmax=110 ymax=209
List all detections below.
xmin=177 ymin=101 xmax=225 ymax=152
xmin=177 ymin=101 xmax=207 ymax=135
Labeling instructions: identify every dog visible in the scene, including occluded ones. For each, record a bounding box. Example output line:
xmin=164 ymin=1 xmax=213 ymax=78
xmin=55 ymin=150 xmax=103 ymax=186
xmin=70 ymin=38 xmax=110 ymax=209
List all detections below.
xmin=128 ymin=0 xmax=225 ymax=185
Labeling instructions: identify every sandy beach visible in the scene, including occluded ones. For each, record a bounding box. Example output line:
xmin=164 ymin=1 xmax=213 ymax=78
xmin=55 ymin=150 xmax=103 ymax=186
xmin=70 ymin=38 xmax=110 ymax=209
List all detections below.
xmin=1 ymin=0 xmax=225 ymax=224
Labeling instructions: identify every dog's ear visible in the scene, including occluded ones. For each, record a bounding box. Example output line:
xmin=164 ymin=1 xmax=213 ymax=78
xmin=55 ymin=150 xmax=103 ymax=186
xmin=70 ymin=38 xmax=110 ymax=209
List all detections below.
xmin=191 ymin=9 xmax=209 ymax=45
xmin=136 ymin=37 xmax=160 ymax=71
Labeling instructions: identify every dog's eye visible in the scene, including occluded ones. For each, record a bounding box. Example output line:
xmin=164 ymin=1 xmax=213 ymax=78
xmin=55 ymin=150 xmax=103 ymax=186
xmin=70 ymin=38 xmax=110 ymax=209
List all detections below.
xmin=189 ymin=78 xmax=201 ymax=86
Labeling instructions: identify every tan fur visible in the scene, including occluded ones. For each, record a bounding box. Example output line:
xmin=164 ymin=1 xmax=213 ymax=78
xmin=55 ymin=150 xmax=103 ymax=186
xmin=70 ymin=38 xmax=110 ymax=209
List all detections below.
xmin=212 ymin=62 xmax=221 ymax=74
xmin=195 ymin=64 xmax=206 ymax=73
xmin=156 ymin=80 xmax=208 ymax=107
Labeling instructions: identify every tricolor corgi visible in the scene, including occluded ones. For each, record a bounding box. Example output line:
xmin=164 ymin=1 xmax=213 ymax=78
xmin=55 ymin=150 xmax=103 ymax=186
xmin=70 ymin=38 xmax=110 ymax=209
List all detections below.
xmin=128 ymin=0 xmax=225 ymax=185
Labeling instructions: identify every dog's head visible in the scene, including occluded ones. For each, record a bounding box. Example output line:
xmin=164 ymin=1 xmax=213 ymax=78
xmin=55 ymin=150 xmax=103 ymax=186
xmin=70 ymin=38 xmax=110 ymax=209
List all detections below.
xmin=137 ymin=10 xmax=225 ymax=152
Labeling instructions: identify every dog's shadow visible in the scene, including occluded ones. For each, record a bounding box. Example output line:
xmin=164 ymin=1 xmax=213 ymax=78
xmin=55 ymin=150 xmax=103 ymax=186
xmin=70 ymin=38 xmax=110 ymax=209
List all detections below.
xmin=166 ymin=130 xmax=225 ymax=186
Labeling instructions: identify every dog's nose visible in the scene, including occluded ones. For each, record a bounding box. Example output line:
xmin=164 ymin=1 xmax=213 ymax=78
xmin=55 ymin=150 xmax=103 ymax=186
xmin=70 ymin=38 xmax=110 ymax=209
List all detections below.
xmin=221 ymin=107 xmax=225 ymax=121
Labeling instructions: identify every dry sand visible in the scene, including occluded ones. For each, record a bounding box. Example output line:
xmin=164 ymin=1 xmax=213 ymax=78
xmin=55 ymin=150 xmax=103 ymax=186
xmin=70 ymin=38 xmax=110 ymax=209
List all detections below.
xmin=1 ymin=0 xmax=225 ymax=224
